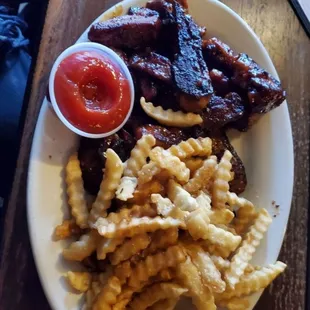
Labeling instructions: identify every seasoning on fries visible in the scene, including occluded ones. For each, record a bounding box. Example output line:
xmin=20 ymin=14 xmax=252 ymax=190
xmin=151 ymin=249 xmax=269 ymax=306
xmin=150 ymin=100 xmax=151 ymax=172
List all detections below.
xmin=56 ymin=135 xmax=286 ymax=310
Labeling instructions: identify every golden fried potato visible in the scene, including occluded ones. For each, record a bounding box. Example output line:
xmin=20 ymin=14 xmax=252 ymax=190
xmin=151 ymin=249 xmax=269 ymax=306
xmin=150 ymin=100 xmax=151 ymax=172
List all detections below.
xmin=186 ymin=207 xmax=241 ymax=252
xmin=89 ymin=149 xmax=124 ymax=224
xmin=66 ymin=271 xmax=92 ymax=292
xmin=227 ymin=192 xmax=257 ymax=235
xmin=110 ymin=234 xmax=151 ymax=265
xmin=184 ymin=156 xmax=217 ymax=194
xmin=212 ymin=150 xmax=232 ymax=209
xmin=225 ymin=208 xmax=272 ymax=288
xmin=63 ymin=230 xmax=99 ymax=261
xmin=176 ymin=257 xmax=217 ymax=310
xmin=54 ymin=219 xmax=82 ymax=241
xmin=96 ymin=237 xmax=124 ymax=260
xmin=66 ymin=153 xmax=89 ymax=228
xmin=95 ymin=216 xmax=182 ymax=239
xmin=129 ymin=282 xmax=187 ymax=310
xmin=169 ymin=137 xmax=212 ymax=159
xmin=151 ymin=193 xmax=189 ymax=222
xmin=124 ymin=134 xmax=156 ymax=177
xmin=116 ymin=176 xmax=138 ymax=201
xmin=144 ymin=228 xmax=179 ymax=256
xmin=140 ymin=97 xmax=203 ymax=127
xmin=128 ymin=245 xmax=186 ymax=288
xmin=92 ymin=276 xmax=121 ymax=310
xmin=150 ymin=147 xmax=190 ymax=183
xmin=219 ymin=261 xmax=287 ymax=300
xmin=168 ymin=179 xmax=198 ymax=211
xmin=184 ymin=244 xmax=226 ymax=293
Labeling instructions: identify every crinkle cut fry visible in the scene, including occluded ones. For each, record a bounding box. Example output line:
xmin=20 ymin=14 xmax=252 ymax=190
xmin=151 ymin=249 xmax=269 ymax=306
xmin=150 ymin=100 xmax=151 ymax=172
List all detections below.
xmin=129 ymin=180 xmax=164 ymax=204
xmin=208 ymin=208 xmax=235 ymax=225
xmin=97 ymin=237 xmax=124 ymax=260
xmin=183 ymin=155 xmax=218 ymax=194
xmin=186 ymin=207 xmax=241 ymax=252
xmin=210 ymin=255 xmax=230 ymax=271
xmin=66 ymin=271 xmax=92 ymax=293
xmin=195 ymin=191 xmax=212 ymax=209
xmin=85 ymin=280 xmax=102 ymax=310
xmin=112 ymin=269 xmax=175 ymax=310
xmin=128 ymin=282 xmax=187 ymax=310
xmin=137 ymin=137 xmax=212 ymax=185
xmin=89 ymin=149 xmax=124 ymax=224
xmin=168 ymin=137 xmax=212 ymax=159
xmin=112 ymin=272 xmax=171 ymax=310
xmin=151 ymin=193 xmax=189 ymax=222
xmin=227 ymin=192 xmax=258 ymax=235
xmin=95 ymin=216 xmax=182 ymax=238
xmin=65 ymin=153 xmax=89 ymax=228
xmin=128 ymin=245 xmax=186 ymax=288
xmin=106 ymin=204 xmax=157 ymax=224
xmin=124 ymin=134 xmax=156 ymax=177
xmin=148 ymin=298 xmax=179 ymax=310
xmin=54 ymin=218 xmax=81 ymax=240
xmin=63 ymin=230 xmax=98 ymax=261
xmin=143 ymin=227 xmax=179 ymax=256
xmin=92 ymin=276 xmax=121 ymax=310
xmin=212 ymin=150 xmax=233 ymax=209
xmin=183 ymin=157 xmax=204 ymax=176
xmin=116 ymin=176 xmax=138 ymax=201
xmin=225 ymin=208 xmax=272 ymax=288
xmin=150 ymin=147 xmax=190 ymax=184
xmin=112 ymin=286 xmax=136 ymax=310
xmin=110 ymin=233 xmax=151 ymax=265
xmin=114 ymin=261 xmax=132 ymax=285
xmin=168 ymin=179 xmax=198 ymax=211
xmin=184 ymin=244 xmax=226 ymax=293
xmin=140 ymin=97 xmax=203 ymax=127
xmin=176 ymin=257 xmax=216 ymax=310
xmin=137 ymin=161 xmax=161 ymax=185
xmin=219 ymin=261 xmax=287 ymax=300
xmin=199 ymin=239 xmax=232 ymax=259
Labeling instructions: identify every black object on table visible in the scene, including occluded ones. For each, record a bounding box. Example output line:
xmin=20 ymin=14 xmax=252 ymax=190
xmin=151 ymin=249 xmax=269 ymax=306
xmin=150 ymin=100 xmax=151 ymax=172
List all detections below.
xmin=0 ymin=5 xmax=31 ymax=211
xmin=289 ymin=0 xmax=310 ymax=37
xmin=0 ymin=1 xmax=48 ymax=217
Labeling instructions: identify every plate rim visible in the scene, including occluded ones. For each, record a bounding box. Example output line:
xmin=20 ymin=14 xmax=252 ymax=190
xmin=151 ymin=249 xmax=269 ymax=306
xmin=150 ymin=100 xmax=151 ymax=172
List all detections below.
xmin=27 ymin=1 xmax=294 ymax=310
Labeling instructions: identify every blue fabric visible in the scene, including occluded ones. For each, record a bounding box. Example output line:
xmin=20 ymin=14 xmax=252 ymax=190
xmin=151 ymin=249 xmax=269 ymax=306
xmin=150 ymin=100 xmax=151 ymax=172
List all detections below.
xmin=0 ymin=5 xmax=29 ymax=59
xmin=0 ymin=5 xmax=31 ymax=201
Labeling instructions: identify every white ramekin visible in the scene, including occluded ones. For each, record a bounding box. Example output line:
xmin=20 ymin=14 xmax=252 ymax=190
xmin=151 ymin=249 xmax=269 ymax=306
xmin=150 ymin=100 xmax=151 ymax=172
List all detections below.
xmin=49 ymin=42 xmax=135 ymax=139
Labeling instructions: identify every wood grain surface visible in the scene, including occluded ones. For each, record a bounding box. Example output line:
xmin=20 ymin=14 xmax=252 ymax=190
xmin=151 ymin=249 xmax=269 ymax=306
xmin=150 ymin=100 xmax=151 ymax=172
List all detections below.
xmin=0 ymin=0 xmax=309 ymax=309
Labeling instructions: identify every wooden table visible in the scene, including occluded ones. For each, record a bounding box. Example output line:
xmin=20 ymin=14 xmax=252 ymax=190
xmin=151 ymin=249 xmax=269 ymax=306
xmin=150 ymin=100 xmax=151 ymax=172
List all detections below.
xmin=0 ymin=0 xmax=309 ymax=309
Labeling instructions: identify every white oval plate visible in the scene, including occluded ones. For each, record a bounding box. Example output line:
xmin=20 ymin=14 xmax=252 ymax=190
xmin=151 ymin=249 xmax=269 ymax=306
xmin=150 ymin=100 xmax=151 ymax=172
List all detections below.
xmin=27 ymin=0 xmax=294 ymax=309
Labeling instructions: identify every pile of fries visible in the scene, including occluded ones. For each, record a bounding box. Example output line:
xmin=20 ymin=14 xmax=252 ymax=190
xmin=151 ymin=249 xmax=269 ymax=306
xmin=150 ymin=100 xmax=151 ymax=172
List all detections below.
xmin=55 ymin=133 xmax=286 ymax=310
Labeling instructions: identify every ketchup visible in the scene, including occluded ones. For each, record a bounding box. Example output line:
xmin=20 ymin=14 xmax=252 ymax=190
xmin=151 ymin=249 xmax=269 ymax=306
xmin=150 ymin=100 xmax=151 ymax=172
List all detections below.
xmin=54 ymin=51 xmax=131 ymax=134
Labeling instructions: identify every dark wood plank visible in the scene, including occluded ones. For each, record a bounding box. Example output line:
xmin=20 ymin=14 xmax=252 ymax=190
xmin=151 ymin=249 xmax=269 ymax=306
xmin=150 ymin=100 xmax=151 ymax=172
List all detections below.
xmin=0 ymin=1 xmax=117 ymax=309
xmin=221 ymin=1 xmax=310 ymax=309
xmin=0 ymin=0 xmax=309 ymax=309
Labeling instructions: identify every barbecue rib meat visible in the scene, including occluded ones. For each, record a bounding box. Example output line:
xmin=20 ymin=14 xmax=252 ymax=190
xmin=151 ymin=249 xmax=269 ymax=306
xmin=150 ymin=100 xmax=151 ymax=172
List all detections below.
xmin=135 ymin=124 xmax=188 ymax=148
xmin=129 ymin=52 xmax=172 ymax=83
xmin=88 ymin=15 xmax=161 ymax=50
xmin=203 ymin=37 xmax=235 ymax=74
xmin=79 ymin=130 xmax=135 ymax=194
xmin=146 ymin=0 xmax=174 ymax=18
xmin=209 ymin=69 xmax=232 ymax=96
xmin=139 ymin=77 xmax=158 ymax=101
xmin=203 ymin=38 xmax=286 ymax=114
xmin=172 ymin=1 xmax=213 ymax=105
xmin=208 ymin=130 xmax=247 ymax=194
xmin=203 ymin=93 xmax=245 ymax=129
xmin=232 ymin=53 xmax=285 ymax=113
xmin=128 ymin=6 xmax=159 ymax=17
